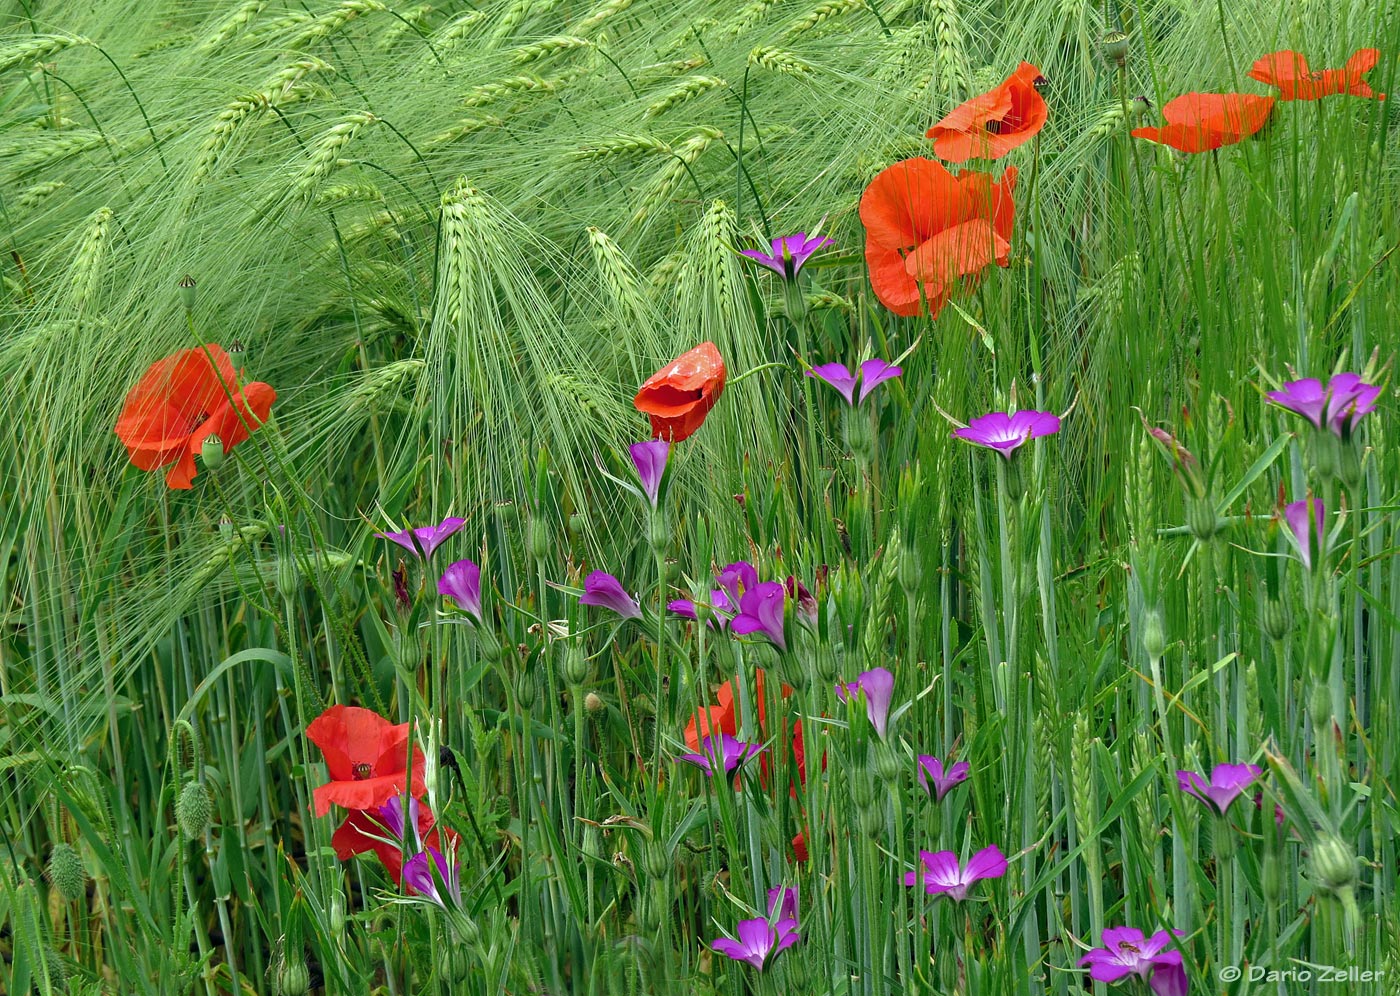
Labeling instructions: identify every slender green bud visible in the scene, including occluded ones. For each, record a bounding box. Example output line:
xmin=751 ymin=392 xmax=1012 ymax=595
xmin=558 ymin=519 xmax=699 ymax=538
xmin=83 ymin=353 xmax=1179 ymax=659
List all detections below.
xmin=1262 ymin=597 xmax=1291 ymax=643
xmin=528 ymin=517 xmax=551 ymax=561
xmin=1141 ymin=605 xmax=1167 ymax=659
xmin=200 ymin=434 xmax=226 ymax=470
xmin=644 ymin=841 xmax=671 ymax=880
xmin=647 ymin=511 xmax=670 ymax=555
xmin=851 ymin=770 xmax=875 ymax=809
xmin=561 ymin=644 xmax=590 ymax=687
xmin=176 ymin=781 xmax=213 ymax=839
xmin=276 ymin=956 xmax=311 ymax=996
xmin=1186 ymin=495 xmax=1219 ymax=541
xmin=1312 ymin=429 xmax=1338 ymax=481
xmin=47 ymin=842 xmax=87 ymax=901
xmin=1338 ymin=441 xmax=1363 ymax=491
xmin=437 ymin=943 xmax=471 ymax=983
xmin=861 ymin=799 xmax=884 ymax=838
xmin=875 ymin=743 xmax=901 ymax=784
xmin=844 ymin=408 xmax=875 ymax=463
xmin=329 ymin=892 xmax=346 ymax=935
xmin=178 ymin=274 xmax=197 ymax=311
xmin=1308 ymin=681 xmax=1332 ymax=730
xmin=1261 ymin=850 xmax=1283 ymax=904
xmin=516 ymin=670 xmax=537 ymax=710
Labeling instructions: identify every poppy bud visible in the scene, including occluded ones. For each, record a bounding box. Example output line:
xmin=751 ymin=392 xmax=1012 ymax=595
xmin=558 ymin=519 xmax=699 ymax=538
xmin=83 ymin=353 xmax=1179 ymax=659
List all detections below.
xmin=41 ymin=948 xmax=67 ymax=992
xmin=176 ymin=781 xmax=213 ymax=839
xmin=439 ymin=744 xmax=461 ymax=779
xmin=1186 ymin=495 xmax=1219 ymax=542
xmin=516 ymin=670 xmax=537 ymax=710
xmin=1141 ymin=606 xmax=1167 ymax=660
xmin=528 ymin=517 xmax=551 ymax=562
xmin=1101 ymin=31 xmax=1130 ymax=66
xmin=200 ymin=434 xmax=226 ymax=470
xmin=46 ymin=842 xmax=87 ymax=902
xmin=178 ymin=274 xmax=197 ymax=311
xmin=1308 ymin=682 xmax=1332 ymax=730
xmin=897 ymin=545 xmax=921 ymax=597
xmin=567 ymin=512 xmax=586 ymax=537
xmin=1309 ymin=835 xmax=1358 ymax=895
xmin=561 ymin=644 xmax=590 ymax=687
xmin=585 ymin=691 xmax=605 ymax=715
xmin=1262 ymin=597 xmax=1290 ymax=643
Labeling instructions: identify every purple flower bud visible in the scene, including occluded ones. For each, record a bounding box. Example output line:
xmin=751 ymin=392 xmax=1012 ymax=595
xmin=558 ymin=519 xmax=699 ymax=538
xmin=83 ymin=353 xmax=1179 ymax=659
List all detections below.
xmin=915 ymin=755 xmax=970 ymax=802
xmin=629 ymin=439 xmax=670 ymax=507
xmin=578 ymin=571 xmax=643 ymax=620
xmin=835 ymin=667 xmax=895 ymax=739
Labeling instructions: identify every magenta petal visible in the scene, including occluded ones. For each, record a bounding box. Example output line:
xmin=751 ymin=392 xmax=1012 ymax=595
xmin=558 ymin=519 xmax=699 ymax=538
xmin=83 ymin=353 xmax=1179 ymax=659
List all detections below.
xmin=629 ymin=439 xmax=670 ymax=506
xmin=437 ymin=558 xmax=483 ymax=623
xmin=731 ymin=581 xmax=787 ymax=650
xmin=1284 ymin=499 xmax=1325 ymax=569
xmin=767 ymin=885 xmax=799 ymax=922
xmin=1267 ymin=377 xmax=1328 ymax=429
xmin=856 ymin=358 xmax=902 ymax=404
xmin=667 ymin=598 xmax=697 ymax=618
xmin=921 ymin=850 xmax=962 ymax=891
xmin=807 ymin=363 xmax=859 ymax=404
xmin=964 ymin=844 xmax=1008 ymax=883
xmin=1149 ymin=962 xmax=1189 ymax=996
xmin=953 ymin=410 xmax=1061 ymax=456
xmin=578 ymin=571 xmax=642 ymax=620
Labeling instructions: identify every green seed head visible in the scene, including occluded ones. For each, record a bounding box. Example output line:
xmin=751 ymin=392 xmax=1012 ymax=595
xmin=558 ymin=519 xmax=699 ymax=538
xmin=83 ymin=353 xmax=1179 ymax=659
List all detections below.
xmin=178 ymin=274 xmax=197 ymax=311
xmin=46 ymin=842 xmax=87 ymax=902
xmin=1309 ymin=835 xmax=1358 ymax=895
xmin=1102 ymin=31 xmax=1130 ymax=65
xmin=276 ymin=956 xmax=311 ymax=996
xmin=200 ymin=434 xmax=226 ymax=470
xmin=176 ymin=781 xmax=213 ymax=839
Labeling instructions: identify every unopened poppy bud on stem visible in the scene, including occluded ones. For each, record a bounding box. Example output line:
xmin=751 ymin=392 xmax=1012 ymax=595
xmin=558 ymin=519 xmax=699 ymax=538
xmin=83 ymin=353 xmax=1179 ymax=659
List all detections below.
xmin=562 ymin=644 xmax=590 ymax=687
xmin=176 ymin=781 xmax=213 ymax=839
xmin=46 ymin=842 xmax=87 ymax=901
xmin=1262 ymin=597 xmax=1291 ymax=643
xmin=528 ymin=517 xmax=551 ymax=561
xmin=1141 ymin=606 xmax=1167 ymax=659
xmin=516 ymin=670 xmax=537 ymax=709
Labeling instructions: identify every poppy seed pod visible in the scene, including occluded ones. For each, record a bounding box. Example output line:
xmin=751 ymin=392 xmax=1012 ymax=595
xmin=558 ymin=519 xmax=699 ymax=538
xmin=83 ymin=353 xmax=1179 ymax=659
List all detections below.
xmin=46 ymin=842 xmax=87 ymax=902
xmin=200 ymin=433 xmax=226 ymax=470
xmin=178 ymin=274 xmax=197 ymax=311
xmin=1102 ymin=31 xmax=1130 ymax=66
xmin=176 ymin=781 xmax=213 ymax=839
xmin=1309 ymin=835 xmax=1358 ymax=895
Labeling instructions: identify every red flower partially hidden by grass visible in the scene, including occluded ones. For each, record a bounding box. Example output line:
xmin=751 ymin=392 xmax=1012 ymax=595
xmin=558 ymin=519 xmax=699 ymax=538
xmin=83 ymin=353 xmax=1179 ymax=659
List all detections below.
xmin=307 ymin=705 xmax=427 ymax=817
xmin=1130 ymin=93 xmax=1274 ymax=153
xmin=926 ymin=62 xmax=1048 ymax=162
xmin=860 ymin=157 xmax=1017 ymax=318
xmin=331 ymin=797 xmax=457 ymax=885
xmin=114 ymin=345 xmax=275 ymax=489
xmin=634 ymin=342 xmax=726 ymax=442
xmin=1249 ymin=49 xmax=1385 ymax=101
xmin=684 ymin=671 xmax=817 ymax=788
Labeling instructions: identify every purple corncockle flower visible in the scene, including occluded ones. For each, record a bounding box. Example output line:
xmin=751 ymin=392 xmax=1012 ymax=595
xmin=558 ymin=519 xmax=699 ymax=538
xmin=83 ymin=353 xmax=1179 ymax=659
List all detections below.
xmin=376 ymin=517 xmax=466 ymax=559
xmin=1176 ymin=763 xmax=1263 ymax=815
xmin=916 ymin=756 xmax=970 ymax=802
xmin=730 ymin=581 xmax=787 ymax=651
xmin=1268 ymin=373 xmax=1380 ymax=438
xmin=953 ymin=410 xmax=1061 ymax=456
xmin=629 ymin=439 xmax=669 ymax=507
xmin=403 ymin=846 xmax=462 ymax=909
xmin=784 ymin=576 xmax=819 ymax=628
xmin=675 ymin=734 xmax=764 ymax=776
xmin=667 ymin=561 xmax=757 ymax=627
xmin=1079 ymin=927 xmax=1188 ymax=996
xmin=437 ymin=558 xmax=484 ymax=624
xmin=1284 ymin=498 xmax=1326 ymax=569
xmin=903 ymin=845 xmax=1007 ymax=901
xmin=739 ymin=231 xmax=833 ymax=280
xmin=579 ymin=571 xmax=643 ymax=620
xmin=710 ymin=915 xmax=800 ymax=971
xmin=806 ymin=358 xmax=904 ymax=405
xmin=835 ymin=667 xmax=895 ymax=739
xmin=767 ymin=885 xmax=799 ymax=923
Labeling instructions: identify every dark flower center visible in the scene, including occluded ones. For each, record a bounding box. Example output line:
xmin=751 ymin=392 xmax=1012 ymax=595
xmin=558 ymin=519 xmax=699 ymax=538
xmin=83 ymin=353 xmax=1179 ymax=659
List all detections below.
xmin=985 ymin=119 xmax=1005 ymax=134
xmin=1306 ymin=70 xmax=1326 ymax=81
xmin=352 ymin=762 xmax=373 ymax=780
xmin=1032 ymin=74 xmax=1049 ymax=89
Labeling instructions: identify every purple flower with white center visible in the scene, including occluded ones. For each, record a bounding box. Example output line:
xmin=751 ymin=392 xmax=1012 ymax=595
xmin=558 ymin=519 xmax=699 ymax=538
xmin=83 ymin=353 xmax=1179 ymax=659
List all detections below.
xmin=629 ymin=439 xmax=669 ymax=507
xmin=1268 ymin=373 xmax=1381 ymax=438
xmin=730 ymin=581 xmax=787 ymax=651
xmin=916 ymin=756 xmax=970 ymax=802
xmin=437 ymin=558 xmax=484 ymax=624
xmin=403 ymin=846 xmax=462 ymax=909
xmin=579 ymin=571 xmax=643 ymax=620
xmin=953 ymin=410 xmax=1061 ymax=456
xmin=1079 ymin=927 xmax=1188 ymax=996
xmin=806 ymin=358 xmax=904 ymax=405
xmin=739 ymin=231 xmax=833 ymax=280
xmin=1284 ymin=498 xmax=1326 ymax=569
xmin=835 ymin=667 xmax=895 ymax=739
xmin=903 ymin=845 xmax=1007 ymax=901
xmin=767 ymin=885 xmax=799 ymax=923
xmin=675 ymin=734 xmax=764 ymax=776
xmin=1176 ymin=763 xmax=1263 ymax=815
xmin=376 ymin=516 xmax=466 ymax=559
xmin=710 ymin=916 xmax=800 ymax=971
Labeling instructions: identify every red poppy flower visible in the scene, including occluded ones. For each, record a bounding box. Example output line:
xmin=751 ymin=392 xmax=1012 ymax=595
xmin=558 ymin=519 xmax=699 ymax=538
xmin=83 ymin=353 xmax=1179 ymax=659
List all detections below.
xmin=1248 ymin=49 xmax=1384 ymax=101
xmin=306 ymin=705 xmax=427 ymax=817
xmin=634 ymin=342 xmax=726 ymax=442
xmin=1130 ymin=93 xmax=1275 ymax=153
xmin=114 ymin=345 xmax=275 ymax=489
xmin=860 ymin=157 xmax=1017 ymax=318
xmin=927 ymin=62 xmax=1048 ymax=162
xmin=331 ymin=798 xmax=458 ymax=884
xmin=791 ymin=830 xmax=808 ymax=862
xmin=684 ymin=671 xmax=819 ymax=790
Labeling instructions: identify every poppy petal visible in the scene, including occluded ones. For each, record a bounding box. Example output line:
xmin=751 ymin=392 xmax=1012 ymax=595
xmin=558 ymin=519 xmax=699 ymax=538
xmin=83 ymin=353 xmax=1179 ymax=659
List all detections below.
xmin=859 ymin=157 xmax=964 ymax=249
xmin=904 ymin=219 xmax=1009 ymax=300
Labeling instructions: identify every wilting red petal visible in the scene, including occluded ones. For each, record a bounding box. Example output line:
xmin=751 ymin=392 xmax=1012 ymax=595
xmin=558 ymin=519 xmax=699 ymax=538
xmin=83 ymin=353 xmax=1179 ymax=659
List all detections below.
xmin=1132 ymin=92 xmax=1274 ymax=152
xmin=927 ymin=62 xmax=1047 ymax=162
xmin=634 ymin=342 xmax=725 ymax=442
xmin=1249 ymin=48 xmax=1383 ymax=101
